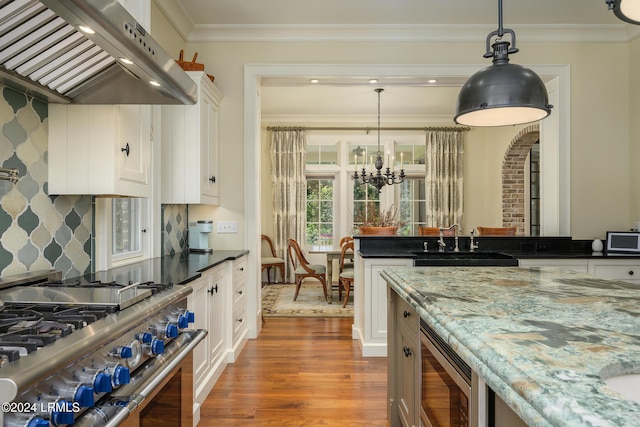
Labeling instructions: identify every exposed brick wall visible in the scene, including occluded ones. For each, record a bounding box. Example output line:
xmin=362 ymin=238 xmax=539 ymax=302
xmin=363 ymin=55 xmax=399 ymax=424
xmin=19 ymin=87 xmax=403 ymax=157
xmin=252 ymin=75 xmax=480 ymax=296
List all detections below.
xmin=502 ymin=125 xmax=540 ymax=235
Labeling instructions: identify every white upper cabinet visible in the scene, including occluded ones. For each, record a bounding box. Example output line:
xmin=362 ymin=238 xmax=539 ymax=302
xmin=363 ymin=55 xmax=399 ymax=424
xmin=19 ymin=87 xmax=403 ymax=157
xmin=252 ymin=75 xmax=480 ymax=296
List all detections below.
xmin=48 ymin=104 xmax=151 ymax=197
xmin=161 ymin=71 xmax=223 ymax=205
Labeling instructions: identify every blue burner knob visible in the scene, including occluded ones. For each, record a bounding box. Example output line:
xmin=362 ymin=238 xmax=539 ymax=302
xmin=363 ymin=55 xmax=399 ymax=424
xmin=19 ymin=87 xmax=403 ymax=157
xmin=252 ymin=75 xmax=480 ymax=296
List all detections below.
xmin=27 ymin=418 xmax=50 ymax=427
xmin=117 ymin=346 xmax=132 ymax=359
xmin=50 ymin=400 xmax=75 ymax=426
xmin=165 ymin=323 xmax=179 ymax=338
xmin=177 ymin=310 xmax=195 ymax=328
xmin=93 ymin=372 xmax=112 ymax=393
xmin=137 ymin=332 xmax=153 ymax=343
xmin=74 ymin=385 xmax=94 ymax=407
xmin=150 ymin=338 xmax=164 ymax=355
xmin=112 ymin=365 xmax=131 ymax=386
xmin=177 ymin=314 xmax=189 ymax=329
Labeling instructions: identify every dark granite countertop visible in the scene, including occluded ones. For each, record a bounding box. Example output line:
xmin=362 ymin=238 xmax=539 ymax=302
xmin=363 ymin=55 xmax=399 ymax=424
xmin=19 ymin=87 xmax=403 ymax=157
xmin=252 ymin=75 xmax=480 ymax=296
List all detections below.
xmin=355 ymin=236 xmax=640 ymax=260
xmin=71 ymin=250 xmax=249 ymax=285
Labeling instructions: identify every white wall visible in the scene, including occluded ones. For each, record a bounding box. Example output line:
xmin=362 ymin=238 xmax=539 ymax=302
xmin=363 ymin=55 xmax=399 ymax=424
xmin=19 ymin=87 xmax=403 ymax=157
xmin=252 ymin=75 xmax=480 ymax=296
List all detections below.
xmin=178 ymin=39 xmax=629 ymax=241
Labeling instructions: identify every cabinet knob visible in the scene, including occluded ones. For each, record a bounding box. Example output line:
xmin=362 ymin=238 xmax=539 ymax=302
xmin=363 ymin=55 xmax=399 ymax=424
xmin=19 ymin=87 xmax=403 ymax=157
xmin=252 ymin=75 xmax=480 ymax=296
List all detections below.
xmin=402 ymin=346 xmax=412 ymax=357
xmin=629 ymin=270 xmax=635 ymax=276
xmin=121 ymin=143 xmax=130 ymax=157
xmin=208 ymin=284 xmax=218 ymax=295
xmin=238 ymin=290 xmax=243 ymax=295
xmin=403 ymin=310 xmax=411 ymax=318
xmin=209 ymin=176 xmax=216 ymax=183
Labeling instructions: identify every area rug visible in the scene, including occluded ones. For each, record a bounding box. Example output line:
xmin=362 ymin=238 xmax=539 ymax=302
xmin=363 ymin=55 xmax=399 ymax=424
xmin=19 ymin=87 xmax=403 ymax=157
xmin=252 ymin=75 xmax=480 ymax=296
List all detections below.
xmin=262 ymin=283 xmax=354 ymax=317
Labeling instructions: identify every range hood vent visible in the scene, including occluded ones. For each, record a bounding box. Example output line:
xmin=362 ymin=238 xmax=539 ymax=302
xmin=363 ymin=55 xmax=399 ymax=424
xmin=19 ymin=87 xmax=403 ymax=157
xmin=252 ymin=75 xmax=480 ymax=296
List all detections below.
xmin=0 ymin=0 xmax=197 ymax=104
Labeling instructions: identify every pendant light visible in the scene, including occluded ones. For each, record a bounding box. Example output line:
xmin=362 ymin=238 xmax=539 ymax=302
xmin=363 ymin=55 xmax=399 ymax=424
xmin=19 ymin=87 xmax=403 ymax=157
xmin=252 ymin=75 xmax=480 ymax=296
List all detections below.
xmin=353 ymin=88 xmax=405 ymax=193
xmin=455 ymin=0 xmax=552 ymax=127
xmin=607 ymin=0 xmax=640 ymax=25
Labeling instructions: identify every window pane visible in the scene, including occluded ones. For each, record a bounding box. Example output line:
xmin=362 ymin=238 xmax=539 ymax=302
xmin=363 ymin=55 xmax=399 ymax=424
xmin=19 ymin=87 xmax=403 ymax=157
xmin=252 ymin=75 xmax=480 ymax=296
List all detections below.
xmin=353 ymin=181 xmax=380 ymax=227
xmin=396 ymin=143 xmax=426 ymax=165
xmin=306 ymin=144 xmax=338 ymax=165
xmin=306 ymin=178 xmax=334 ymax=246
xmin=113 ymin=198 xmax=141 ymax=255
xmin=397 ymin=178 xmax=426 ymax=235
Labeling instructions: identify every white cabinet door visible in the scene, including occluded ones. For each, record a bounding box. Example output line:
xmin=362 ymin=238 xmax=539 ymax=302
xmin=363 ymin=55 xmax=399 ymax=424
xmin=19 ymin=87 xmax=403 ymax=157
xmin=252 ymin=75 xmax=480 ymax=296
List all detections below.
xmin=161 ymin=71 xmax=223 ymax=205
xmin=117 ymin=105 xmax=149 ymax=186
xmin=189 ymin=275 xmax=209 ymax=387
xmin=200 ymin=87 xmax=220 ymax=200
xmin=48 ymin=105 xmax=151 ymax=197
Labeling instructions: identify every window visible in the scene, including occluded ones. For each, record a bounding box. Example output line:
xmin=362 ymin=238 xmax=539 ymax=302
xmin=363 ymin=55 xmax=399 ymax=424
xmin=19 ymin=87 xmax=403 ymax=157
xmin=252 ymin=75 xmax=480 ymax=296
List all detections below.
xmin=112 ymin=198 xmax=142 ymax=259
xmin=306 ymin=178 xmax=334 ymax=247
xmin=397 ymin=177 xmax=426 ymax=235
xmin=304 ymin=135 xmax=426 ymax=246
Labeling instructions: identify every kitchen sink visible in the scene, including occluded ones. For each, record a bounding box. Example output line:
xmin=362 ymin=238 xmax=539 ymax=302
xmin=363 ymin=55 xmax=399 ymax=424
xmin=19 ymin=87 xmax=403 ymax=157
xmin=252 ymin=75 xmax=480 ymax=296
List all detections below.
xmin=603 ymin=373 xmax=640 ymax=404
xmin=412 ymin=251 xmax=518 ymax=266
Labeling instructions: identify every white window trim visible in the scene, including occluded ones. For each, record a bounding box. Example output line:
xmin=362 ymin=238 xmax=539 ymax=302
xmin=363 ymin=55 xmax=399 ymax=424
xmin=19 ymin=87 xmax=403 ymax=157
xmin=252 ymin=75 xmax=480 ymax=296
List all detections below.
xmin=94 ymin=197 xmax=151 ymax=271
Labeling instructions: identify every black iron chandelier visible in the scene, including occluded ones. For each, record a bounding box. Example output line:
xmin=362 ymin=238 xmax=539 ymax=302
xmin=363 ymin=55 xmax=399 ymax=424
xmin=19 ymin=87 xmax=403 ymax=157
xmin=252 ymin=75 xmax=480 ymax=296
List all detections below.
xmin=454 ymin=0 xmax=552 ymax=127
xmin=353 ymin=88 xmax=405 ymax=193
xmin=606 ymin=0 xmax=640 ymax=24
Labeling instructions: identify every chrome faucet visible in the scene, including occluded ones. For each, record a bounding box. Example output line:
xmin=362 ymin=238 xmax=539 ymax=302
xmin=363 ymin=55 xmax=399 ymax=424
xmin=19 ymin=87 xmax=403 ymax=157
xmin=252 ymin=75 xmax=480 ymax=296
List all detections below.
xmin=469 ymin=229 xmax=479 ymax=252
xmin=439 ymin=224 xmax=460 ymax=252
xmin=438 ymin=228 xmax=446 ymax=252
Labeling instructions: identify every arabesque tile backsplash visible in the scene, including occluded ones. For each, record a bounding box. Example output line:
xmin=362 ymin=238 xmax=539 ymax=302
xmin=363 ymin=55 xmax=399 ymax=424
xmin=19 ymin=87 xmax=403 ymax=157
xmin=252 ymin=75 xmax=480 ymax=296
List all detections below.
xmin=0 ymin=84 xmax=92 ymax=279
xmin=0 ymin=84 xmax=191 ymax=279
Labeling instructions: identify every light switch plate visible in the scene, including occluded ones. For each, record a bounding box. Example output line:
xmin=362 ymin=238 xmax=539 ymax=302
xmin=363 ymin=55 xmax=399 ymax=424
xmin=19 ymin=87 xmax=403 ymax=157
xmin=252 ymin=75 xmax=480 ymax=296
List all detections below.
xmin=217 ymin=221 xmax=238 ymax=233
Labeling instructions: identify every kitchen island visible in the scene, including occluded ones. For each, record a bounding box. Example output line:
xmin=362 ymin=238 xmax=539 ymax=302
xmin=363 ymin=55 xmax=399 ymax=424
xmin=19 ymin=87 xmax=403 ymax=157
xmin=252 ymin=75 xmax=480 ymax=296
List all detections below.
xmin=382 ymin=266 xmax=640 ymax=426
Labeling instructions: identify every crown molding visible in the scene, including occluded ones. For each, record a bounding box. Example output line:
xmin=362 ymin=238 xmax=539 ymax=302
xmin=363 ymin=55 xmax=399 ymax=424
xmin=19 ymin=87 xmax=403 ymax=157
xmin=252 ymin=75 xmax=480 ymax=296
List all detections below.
xmin=153 ymin=0 xmax=195 ymax=41
xmin=261 ymin=114 xmax=455 ymax=125
xmin=188 ymin=23 xmax=630 ymax=43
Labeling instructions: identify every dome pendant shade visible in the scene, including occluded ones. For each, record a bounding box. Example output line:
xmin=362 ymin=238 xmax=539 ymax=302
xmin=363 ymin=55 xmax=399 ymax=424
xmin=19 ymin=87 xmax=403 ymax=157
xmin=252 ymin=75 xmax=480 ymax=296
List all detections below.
xmin=610 ymin=0 xmax=640 ymax=24
xmin=455 ymin=40 xmax=551 ymax=127
xmin=455 ymin=61 xmax=551 ymax=127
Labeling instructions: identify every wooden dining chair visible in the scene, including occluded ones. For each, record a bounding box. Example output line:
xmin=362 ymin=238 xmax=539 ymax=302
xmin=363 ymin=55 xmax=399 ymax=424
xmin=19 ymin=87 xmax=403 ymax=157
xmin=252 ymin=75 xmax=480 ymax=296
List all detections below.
xmin=476 ymin=226 xmax=517 ymax=236
xmin=418 ymin=226 xmax=454 ymax=236
xmin=338 ymin=240 xmax=355 ymax=308
xmin=287 ymin=238 xmax=328 ymax=301
xmin=261 ymin=235 xmax=285 ymax=284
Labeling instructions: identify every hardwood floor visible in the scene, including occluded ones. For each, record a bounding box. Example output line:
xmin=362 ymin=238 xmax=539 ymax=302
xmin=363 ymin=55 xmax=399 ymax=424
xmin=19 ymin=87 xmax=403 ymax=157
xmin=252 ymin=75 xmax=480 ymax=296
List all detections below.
xmin=199 ymin=317 xmax=389 ymax=426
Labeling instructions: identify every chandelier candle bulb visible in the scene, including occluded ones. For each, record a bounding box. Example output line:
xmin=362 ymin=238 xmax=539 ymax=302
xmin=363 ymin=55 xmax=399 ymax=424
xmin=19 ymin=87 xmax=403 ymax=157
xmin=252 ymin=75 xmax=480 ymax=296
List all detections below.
xmin=400 ymin=152 xmax=403 ymax=169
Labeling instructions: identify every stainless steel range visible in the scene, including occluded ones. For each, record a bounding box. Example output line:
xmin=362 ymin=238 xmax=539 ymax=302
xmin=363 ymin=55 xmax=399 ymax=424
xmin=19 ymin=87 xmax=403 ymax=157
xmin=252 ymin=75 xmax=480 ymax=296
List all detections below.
xmin=0 ymin=271 xmax=206 ymax=427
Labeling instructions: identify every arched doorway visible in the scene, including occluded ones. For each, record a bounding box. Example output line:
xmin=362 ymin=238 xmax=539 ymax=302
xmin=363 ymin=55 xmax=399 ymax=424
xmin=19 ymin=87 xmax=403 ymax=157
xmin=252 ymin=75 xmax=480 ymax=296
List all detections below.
xmin=501 ymin=124 xmax=540 ymax=235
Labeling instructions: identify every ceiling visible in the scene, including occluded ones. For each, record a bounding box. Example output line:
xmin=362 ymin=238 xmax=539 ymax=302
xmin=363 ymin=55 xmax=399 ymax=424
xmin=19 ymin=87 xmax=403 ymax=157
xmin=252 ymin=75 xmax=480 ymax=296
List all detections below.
xmin=174 ymin=0 xmax=626 ymax=119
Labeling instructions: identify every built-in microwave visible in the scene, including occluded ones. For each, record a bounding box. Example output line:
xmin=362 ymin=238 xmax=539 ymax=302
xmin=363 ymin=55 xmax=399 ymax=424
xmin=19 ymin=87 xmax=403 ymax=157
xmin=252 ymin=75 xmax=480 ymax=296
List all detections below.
xmin=606 ymin=231 xmax=640 ymax=254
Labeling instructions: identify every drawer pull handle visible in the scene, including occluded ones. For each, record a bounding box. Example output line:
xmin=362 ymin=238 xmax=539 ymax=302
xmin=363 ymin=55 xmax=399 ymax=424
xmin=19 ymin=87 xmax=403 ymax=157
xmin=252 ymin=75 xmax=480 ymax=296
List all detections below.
xmin=629 ymin=271 xmax=635 ymax=276
xmin=403 ymin=346 xmax=412 ymax=357
xmin=403 ymin=310 xmax=410 ymax=318
xmin=209 ymin=176 xmax=216 ymax=183
xmin=208 ymin=284 xmax=218 ymax=295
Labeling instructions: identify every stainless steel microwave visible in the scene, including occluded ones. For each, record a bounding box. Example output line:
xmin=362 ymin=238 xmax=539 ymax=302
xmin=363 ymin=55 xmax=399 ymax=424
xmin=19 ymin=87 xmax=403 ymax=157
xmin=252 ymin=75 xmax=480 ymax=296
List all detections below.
xmin=606 ymin=231 xmax=640 ymax=254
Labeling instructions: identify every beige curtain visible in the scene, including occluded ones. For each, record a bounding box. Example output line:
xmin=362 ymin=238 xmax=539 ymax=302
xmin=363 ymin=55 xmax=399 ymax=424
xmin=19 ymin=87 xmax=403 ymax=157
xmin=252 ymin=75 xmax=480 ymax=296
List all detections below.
xmin=270 ymin=129 xmax=307 ymax=282
xmin=425 ymin=130 xmax=464 ymax=228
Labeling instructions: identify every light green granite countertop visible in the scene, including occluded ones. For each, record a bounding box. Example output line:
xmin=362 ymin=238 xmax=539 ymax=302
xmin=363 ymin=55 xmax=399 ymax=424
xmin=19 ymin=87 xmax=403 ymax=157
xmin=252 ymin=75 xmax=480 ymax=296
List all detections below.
xmin=381 ymin=266 xmax=640 ymax=427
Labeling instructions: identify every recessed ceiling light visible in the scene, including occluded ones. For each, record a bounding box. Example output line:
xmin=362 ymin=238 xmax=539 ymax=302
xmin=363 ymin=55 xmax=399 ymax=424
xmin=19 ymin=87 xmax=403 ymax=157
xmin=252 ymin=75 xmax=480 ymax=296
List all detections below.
xmin=77 ymin=25 xmax=95 ymax=35
xmin=119 ymin=58 xmax=134 ymax=65
xmin=369 ymin=79 xmax=378 ymax=84
xmin=310 ymin=79 xmax=319 ymax=83
xmin=149 ymin=80 xmax=161 ymax=87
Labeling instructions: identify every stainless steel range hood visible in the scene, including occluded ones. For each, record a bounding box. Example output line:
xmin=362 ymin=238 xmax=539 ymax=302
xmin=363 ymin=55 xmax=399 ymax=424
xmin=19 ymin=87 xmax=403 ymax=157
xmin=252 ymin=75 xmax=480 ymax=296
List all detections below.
xmin=0 ymin=0 xmax=197 ymax=104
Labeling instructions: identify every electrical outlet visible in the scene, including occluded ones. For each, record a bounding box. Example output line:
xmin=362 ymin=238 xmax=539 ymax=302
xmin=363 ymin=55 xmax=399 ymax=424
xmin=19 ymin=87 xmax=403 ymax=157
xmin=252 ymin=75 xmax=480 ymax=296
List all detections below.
xmin=217 ymin=221 xmax=238 ymax=233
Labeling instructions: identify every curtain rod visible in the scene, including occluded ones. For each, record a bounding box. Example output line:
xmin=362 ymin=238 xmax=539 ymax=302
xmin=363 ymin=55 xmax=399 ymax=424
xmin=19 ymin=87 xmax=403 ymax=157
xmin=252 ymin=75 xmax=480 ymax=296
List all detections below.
xmin=266 ymin=126 xmax=470 ymax=133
